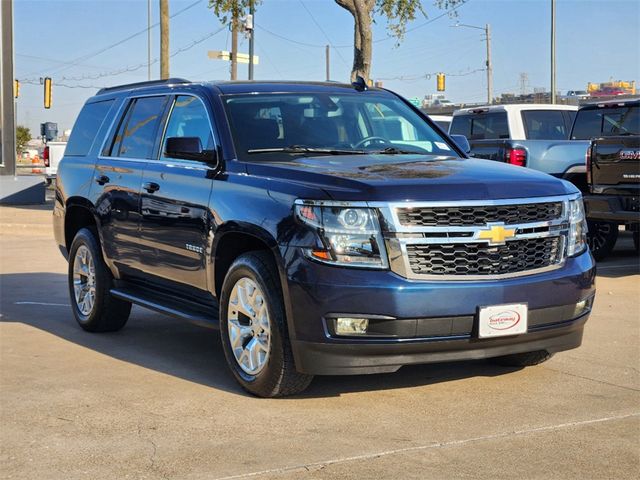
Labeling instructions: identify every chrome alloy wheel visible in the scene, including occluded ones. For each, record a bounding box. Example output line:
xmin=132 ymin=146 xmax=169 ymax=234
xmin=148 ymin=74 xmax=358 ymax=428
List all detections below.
xmin=227 ymin=277 xmax=271 ymax=375
xmin=73 ymin=245 xmax=96 ymax=316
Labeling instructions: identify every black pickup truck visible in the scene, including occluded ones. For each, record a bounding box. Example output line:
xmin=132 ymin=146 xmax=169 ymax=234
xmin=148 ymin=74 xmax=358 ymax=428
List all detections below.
xmin=579 ymin=99 xmax=640 ymax=259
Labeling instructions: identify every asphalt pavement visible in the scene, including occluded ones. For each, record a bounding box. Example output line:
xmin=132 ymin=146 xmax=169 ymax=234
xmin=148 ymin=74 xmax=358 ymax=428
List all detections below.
xmin=1 ymin=202 xmax=638 ymax=480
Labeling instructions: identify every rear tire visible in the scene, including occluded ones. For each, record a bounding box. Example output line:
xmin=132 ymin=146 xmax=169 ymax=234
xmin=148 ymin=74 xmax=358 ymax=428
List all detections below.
xmin=491 ymin=350 xmax=554 ymax=367
xmin=219 ymin=251 xmax=313 ymax=397
xmin=68 ymin=228 xmax=131 ymax=332
xmin=587 ymin=221 xmax=618 ymax=261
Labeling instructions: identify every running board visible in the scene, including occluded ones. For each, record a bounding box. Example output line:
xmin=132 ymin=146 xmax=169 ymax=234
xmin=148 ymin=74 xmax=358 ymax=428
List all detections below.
xmin=111 ymin=287 xmax=219 ymax=329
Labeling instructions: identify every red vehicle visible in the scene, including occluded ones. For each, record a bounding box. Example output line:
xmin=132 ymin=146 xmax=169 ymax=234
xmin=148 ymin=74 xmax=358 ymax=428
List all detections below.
xmin=590 ymin=86 xmax=627 ymax=97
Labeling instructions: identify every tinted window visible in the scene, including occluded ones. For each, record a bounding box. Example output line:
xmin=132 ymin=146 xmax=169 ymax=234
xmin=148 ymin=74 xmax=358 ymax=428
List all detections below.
xmin=571 ymin=105 xmax=640 ymax=139
xmin=65 ymin=100 xmax=114 ymax=156
xmin=522 ymin=110 xmax=568 ymax=140
xmin=112 ymin=96 xmax=167 ymax=159
xmin=223 ymin=93 xmax=456 ymax=161
xmin=161 ymin=96 xmax=214 ymax=159
xmin=450 ymin=112 xmax=509 ymax=140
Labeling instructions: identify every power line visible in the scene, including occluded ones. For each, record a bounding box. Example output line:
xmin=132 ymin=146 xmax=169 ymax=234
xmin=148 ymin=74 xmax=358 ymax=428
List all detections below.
xmin=297 ymin=0 xmax=348 ymax=65
xmin=257 ymin=0 xmax=471 ymax=49
xmin=377 ymin=67 xmax=485 ymax=82
xmin=21 ymin=0 xmax=206 ymax=78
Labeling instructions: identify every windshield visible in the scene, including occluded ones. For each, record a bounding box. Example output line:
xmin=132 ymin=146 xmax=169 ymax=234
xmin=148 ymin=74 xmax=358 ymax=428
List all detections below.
xmin=571 ymin=105 xmax=639 ymax=139
xmin=222 ymin=92 xmax=457 ymax=161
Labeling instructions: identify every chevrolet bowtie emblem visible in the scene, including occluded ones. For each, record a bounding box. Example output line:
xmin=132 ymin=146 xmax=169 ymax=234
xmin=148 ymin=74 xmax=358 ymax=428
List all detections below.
xmin=477 ymin=224 xmax=516 ymax=245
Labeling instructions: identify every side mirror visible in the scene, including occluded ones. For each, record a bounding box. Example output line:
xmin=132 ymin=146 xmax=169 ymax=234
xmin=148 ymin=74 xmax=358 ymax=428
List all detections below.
xmin=450 ymin=134 xmax=471 ymax=155
xmin=165 ymin=137 xmax=217 ymax=163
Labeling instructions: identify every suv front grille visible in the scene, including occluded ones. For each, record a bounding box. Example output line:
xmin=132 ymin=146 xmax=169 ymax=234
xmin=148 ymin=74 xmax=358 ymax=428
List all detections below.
xmin=406 ymin=237 xmax=563 ymax=276
xmin=396 ymin=202 xmax=563 ymax=227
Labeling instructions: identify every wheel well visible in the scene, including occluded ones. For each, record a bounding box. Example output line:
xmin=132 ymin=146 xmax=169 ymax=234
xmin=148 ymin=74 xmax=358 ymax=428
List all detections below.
xmin=214 ymin=232 xmax=273 ymax=297
xmin=65 ymin=206 xmax=97 ymax=252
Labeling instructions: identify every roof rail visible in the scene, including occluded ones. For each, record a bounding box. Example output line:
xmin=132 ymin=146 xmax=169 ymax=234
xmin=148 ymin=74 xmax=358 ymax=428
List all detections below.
xmin=96 ymin=78 xmax=191 ymax=95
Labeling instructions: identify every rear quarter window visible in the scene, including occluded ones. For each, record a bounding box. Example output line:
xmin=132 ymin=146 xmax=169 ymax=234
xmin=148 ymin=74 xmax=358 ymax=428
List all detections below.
xmin=521 ymin=110 xmax=568 ymax=140
xmin=65 ymin=100 xmax=114 ymax=156
xmin=450 ymin=112 xmax=509 ymax=140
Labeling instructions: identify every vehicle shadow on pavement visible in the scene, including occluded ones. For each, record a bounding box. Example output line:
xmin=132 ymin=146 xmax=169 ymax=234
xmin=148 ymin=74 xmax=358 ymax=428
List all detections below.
xmin=595 ymin=232 xmax=639 ymax=279
xmin=1 ymin=272 xmax=523 ymax=398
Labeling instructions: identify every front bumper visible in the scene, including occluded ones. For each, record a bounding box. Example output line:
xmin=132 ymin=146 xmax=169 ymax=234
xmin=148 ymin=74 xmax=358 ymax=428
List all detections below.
xmin=584 ymin=194 xmax=640 ymax=224
xmin=282 ymin=248 xmax=596 ymax=375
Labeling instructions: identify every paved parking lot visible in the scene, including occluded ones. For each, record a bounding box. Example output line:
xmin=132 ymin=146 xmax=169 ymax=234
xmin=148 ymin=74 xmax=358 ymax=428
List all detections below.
xmin=1 ymin=202 xmax=639 ymax=480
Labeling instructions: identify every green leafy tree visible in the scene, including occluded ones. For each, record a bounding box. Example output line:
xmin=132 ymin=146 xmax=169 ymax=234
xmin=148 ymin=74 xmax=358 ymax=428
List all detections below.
xmin=16 ymin=125 xmax=31 ymax=155
xmin=335 ymin=0 xmax=464 ymax=81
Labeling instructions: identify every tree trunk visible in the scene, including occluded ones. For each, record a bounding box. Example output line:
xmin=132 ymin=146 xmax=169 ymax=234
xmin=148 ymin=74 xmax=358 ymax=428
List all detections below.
xmin=336 ymin=0 xmax=374 ymax=82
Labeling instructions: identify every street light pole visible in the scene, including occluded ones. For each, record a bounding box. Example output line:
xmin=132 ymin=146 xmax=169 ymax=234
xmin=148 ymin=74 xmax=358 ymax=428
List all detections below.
xmin=551 ymin=0 xmax=557 ymax=104
xmin=485 ymin=23 xmax=493 ymax=105
xmin=452 ymin=22 xmax=493 ymax=105
xmin=248 ymin=0 xmax=255 ymax=80
xmin=147 ymin=0 xmax=152 ymax=80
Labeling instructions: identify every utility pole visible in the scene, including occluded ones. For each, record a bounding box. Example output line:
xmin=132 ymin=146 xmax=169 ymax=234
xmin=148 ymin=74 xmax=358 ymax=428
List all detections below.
xmin=1 ymin=0 xmax=16 ymax=176
xmin=230 ymin=4 xmax=239 ymax=80
xmin=147 ymin=0 xmax=152 ymax=80
xmin=248 ymin=0 xmax=255 ymax=80
xmin=325 ymin=45 xmax=330 ymax=81
xmin=485 ymin=23 xmax=493 ymax=105
xmin=452 ymin=22 xmax=493 ymax=105
xmin=550 ymin=0 xmax=557 ymax=104
xmin=160 ymin=0 xmax=169 ymax=79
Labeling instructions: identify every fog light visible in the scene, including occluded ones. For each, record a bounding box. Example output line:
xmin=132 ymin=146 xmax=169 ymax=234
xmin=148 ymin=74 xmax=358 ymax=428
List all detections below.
xmin=336 ymin=317 xmax=369 ymax=335
xmin=573 ymin=298 xmax=591 ymax=318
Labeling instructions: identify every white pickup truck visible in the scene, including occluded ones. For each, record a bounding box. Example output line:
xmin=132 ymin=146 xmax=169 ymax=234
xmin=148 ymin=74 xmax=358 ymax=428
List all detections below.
xmin=43 ymin=141 xmax=67 ymax=183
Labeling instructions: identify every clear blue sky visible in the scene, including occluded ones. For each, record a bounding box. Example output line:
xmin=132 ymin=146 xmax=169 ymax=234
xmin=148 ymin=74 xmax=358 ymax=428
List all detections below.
xmin=13 ymin=0 xmax=640 ymax=134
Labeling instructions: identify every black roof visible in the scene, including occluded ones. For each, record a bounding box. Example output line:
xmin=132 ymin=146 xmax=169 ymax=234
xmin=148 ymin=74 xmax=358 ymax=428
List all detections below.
xmin=579 ymin=97 xmax=640 ymax=110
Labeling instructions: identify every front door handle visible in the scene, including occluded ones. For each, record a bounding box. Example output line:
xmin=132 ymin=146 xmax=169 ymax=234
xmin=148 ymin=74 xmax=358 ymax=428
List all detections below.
xmin=95 ymin=175 xmax=110 ymax=185
xmin=143 ymin=182 xmax=160 ymax=194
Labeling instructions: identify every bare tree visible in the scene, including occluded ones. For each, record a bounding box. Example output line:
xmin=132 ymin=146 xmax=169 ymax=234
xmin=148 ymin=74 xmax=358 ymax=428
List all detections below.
xmin=335 ymin=0 xmax=464 ymax=81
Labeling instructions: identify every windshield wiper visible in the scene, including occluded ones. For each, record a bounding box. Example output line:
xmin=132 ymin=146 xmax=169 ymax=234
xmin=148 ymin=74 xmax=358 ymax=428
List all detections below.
xmin=369 ymin=146 xmax=427 ymax=155
xmin=247 ymin=145 xmax=367 ymax=155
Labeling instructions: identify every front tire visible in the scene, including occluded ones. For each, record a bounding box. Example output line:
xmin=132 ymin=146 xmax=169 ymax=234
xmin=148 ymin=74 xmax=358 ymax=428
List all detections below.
xmin=68 ymin=228 xmax=131 ymax=332
xmin=219 ymin=251 xmax=313 ymax=397
xmin=587 ymin=221 xmax=618 ymax=261
xmin=491 ymin=350 xmax=554 ymax=367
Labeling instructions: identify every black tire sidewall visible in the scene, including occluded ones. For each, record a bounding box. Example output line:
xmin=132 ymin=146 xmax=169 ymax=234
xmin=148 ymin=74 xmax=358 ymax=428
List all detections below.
xmin=68 ymin=228 xmax=109 ymax=328
xmin=587 ymin=221 xmax=618 ymax=260
xmin=219 ymin=254 xmax=287 ymax=396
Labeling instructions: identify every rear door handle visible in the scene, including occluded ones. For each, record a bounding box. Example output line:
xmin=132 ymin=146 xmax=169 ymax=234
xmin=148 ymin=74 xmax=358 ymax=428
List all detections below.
xmin=95 ymin=175 xmax=110 ymax=185
xmin=143 ymin=182 xmax=160 ymax=194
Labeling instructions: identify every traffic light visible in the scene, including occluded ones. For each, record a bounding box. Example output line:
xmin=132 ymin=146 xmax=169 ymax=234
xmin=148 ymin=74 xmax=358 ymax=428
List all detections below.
xmin=44 ymin=77 xmax=52 ymax=109
xmin=14 ymin=79 xmax=19 ymax=98
xmin=436 ymin=73 xmax=446 ymax=92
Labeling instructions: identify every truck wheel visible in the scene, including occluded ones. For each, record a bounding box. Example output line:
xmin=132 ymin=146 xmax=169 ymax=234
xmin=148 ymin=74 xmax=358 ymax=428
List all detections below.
xmin=587 ymin=221 xmax=618 ymax=261
xmin=491 ymin=350 xmax=554 ymax=367
xmin=68 ymin=228 xmax=131 ymax=332
xmin=219 ymin=251 xmax=313 ymax=397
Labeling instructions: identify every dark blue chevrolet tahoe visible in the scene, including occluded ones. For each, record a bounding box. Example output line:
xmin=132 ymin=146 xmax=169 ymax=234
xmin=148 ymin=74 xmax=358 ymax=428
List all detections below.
xmin=54 ymin=79 xmax=596 ymax=397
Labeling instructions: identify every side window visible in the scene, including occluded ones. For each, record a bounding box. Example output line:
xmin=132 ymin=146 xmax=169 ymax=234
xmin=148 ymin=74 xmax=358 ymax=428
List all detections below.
xmin=522 ymin=110 xmax=567 ymax=140
xmin=161 ymin=96 xmax=214 ymax=158
xmin=65 ymin=100 xmax=114 ymax=156
xmin=111 ymin=96 xmax=167 ymax=159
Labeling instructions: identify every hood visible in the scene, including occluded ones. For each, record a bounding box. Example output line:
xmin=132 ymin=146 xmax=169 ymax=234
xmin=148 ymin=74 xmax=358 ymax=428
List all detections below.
xmin=245 ymin=154 xmax=577 ymax=202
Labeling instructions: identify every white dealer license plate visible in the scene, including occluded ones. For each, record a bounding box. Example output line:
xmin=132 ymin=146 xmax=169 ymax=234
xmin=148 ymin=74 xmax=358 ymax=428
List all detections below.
xmin=478 ymin=304 xmax=528 ymax=338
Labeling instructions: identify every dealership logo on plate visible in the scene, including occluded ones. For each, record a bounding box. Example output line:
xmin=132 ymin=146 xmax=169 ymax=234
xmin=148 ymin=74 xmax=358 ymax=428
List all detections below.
xmin=488 ymin=310 xmax=521 ymax=330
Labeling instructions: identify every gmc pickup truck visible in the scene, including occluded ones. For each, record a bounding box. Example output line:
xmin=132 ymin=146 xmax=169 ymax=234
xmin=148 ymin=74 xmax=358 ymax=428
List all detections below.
xmin=449 ymin=104 xmax=588 ymax=186
xmin=580 ymin=99 xmax=640 ymax=258
xmin=54 ymin=79 xmax=595 ymax=397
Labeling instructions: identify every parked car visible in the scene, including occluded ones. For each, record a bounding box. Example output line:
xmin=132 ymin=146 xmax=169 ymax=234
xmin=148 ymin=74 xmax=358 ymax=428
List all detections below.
xmin=54 ymin=79 xmax=595 ymax=397
xmin=43 ymin=141 xmax=67 ymax=184
xmin=429 ymin=114 xmax=452 ymax=132
xmin=590 ymin=86 xmax=627 ymax=98
xmin=573 ymin=98 xmax=640 ymax=258
xmin=449 ymin=104 xmax=587 ymax=183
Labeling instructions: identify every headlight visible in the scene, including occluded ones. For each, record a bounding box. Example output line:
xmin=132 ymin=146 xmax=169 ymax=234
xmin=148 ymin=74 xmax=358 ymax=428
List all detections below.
xmin=295 ymin=202 xmax=388 ymax=268
xmin=567 ymin=196 xmax=587 ymax=257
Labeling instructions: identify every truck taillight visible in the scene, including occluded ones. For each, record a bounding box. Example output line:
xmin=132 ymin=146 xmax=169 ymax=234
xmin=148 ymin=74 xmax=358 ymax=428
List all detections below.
xmin=43 ymin=146 xmax=50 ymax=168
xmin=505 ymin=147 xmax=527 ymax=167
xmin=585 ymin=145 xmax=592 ymax=186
